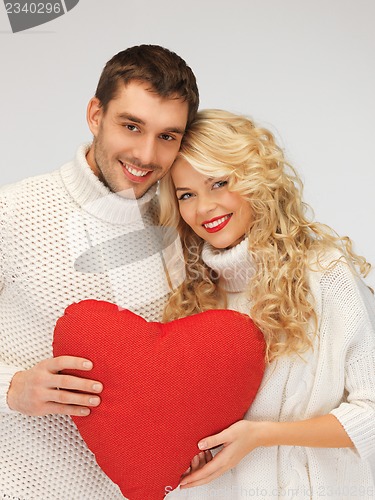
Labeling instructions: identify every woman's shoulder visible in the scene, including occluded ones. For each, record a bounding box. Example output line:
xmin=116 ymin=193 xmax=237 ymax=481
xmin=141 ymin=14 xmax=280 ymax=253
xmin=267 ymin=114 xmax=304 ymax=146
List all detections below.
xmin=307 ymin=246 xmax=348 ymax=270
xmin=306 ymin=247 xmax=361 ymax=286
xmin=307 ymin=246 xmax=374 ymax=320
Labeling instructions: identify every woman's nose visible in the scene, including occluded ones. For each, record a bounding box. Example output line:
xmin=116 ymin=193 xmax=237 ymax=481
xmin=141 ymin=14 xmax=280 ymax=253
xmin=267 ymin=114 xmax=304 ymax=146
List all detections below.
xmin=197 ymin=194 xmax=217 ymax=217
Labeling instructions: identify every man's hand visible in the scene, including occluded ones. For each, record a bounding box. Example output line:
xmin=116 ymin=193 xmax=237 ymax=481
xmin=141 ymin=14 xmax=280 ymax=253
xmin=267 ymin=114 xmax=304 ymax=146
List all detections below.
xmin=7 ymin=356 xmax=103 ymax=416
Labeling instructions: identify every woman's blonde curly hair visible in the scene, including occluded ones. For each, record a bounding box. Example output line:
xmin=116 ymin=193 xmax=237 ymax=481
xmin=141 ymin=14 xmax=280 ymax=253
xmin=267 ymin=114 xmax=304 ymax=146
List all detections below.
xmin=159 ymin=109 xmax=371 ymax=362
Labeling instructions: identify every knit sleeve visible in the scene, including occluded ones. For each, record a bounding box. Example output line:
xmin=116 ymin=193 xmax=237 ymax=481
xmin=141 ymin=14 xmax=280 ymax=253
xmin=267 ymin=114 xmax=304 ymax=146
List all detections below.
xmin=0 ymin=365 xmax=23 ymax=413
xmin=0 ymin=194 xmax=22 ymax=413
xmin=331 ymin=350 xmax=375 ymax=458
xmin=321 ymin=259 xmax=375 ymax=459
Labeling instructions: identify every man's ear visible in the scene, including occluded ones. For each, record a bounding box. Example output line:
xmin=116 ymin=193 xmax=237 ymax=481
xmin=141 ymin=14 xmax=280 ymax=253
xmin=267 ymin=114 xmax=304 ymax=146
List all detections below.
xmin=87 ymin=97 xmax=103 ymax=136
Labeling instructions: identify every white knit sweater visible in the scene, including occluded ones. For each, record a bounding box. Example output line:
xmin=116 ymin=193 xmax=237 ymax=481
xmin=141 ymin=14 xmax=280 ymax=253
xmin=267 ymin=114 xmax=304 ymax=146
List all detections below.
xmin=0 ymin=144 xmax=173 ymax=500
xmin=167 ymin=238 xmax=375 ymax=500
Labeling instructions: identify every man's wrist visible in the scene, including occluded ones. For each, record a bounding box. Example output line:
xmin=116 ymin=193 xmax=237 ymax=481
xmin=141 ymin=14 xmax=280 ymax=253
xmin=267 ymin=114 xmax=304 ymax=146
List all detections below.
xmin=0 ymin=366 xmax=22 ymax=413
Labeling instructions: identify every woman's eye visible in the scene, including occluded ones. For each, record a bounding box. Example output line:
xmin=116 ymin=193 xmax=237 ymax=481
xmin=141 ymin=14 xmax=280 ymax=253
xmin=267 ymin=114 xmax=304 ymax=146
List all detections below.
xmin=177 ymin=192 xmax=193 ymax=201
xmin=212 ymin=180 xmax=228 ymax=189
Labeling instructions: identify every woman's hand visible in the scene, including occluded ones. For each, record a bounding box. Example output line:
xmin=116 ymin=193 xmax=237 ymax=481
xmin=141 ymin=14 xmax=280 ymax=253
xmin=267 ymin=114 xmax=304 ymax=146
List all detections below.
xmin=180 ymin=420 xmax=263 ymax=489
xmin=180 ymin=450 xmax=213 ymax=481
xmin=180 ymin=414 xmax=354 ymax=489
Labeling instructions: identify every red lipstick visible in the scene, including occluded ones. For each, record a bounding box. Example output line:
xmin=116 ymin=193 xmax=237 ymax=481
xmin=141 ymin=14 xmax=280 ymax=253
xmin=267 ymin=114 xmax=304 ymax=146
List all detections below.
xmin=201 ymin=214 xmax=232 ymax=233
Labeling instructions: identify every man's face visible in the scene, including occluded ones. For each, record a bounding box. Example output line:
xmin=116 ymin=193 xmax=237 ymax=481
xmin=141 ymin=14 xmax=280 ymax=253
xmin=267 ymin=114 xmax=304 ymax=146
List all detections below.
xmin=86 ymin=81 xmax=189 ymax=199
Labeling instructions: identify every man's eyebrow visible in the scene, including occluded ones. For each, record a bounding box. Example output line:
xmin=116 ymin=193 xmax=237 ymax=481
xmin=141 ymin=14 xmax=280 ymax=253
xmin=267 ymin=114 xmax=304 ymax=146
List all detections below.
xmin=165 ymin=127 xmax=185 ymax=135
xmin=117 ymin=113 xmax=145 ymax=124
xmin=117 ymin=113 xmax=185 ymax=135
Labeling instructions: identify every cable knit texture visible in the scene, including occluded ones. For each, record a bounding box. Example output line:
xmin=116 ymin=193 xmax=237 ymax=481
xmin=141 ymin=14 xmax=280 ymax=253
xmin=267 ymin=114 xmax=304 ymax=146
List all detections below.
xmin=167 ymin=242 xmax=375 ymax=500
xmin=0 ymin=145 xmax=172 ymax=500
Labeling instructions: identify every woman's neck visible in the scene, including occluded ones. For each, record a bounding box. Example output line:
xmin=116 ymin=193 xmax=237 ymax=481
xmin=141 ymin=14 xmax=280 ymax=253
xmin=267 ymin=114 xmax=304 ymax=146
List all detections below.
xmin=201 ymin=237 xmax=255 ymax=292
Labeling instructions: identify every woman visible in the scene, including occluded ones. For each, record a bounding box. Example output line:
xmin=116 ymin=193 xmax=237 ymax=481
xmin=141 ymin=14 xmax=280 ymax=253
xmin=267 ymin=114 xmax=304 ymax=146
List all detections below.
xmin=160 ymin=109 xmax=375 ymax=499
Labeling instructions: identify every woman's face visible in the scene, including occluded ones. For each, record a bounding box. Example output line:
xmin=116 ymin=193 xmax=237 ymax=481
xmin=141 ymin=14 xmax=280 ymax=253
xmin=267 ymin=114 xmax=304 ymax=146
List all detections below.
xmin=171 ymin=158 xmax=253 ymax=249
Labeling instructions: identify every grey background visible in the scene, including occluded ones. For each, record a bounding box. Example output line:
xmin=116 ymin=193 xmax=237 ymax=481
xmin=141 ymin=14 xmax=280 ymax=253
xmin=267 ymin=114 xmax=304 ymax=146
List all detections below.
xmin=1 ymin=1 xmax=374 ymax=289
xmin=0 ymin=0 xmax=374 ymax=474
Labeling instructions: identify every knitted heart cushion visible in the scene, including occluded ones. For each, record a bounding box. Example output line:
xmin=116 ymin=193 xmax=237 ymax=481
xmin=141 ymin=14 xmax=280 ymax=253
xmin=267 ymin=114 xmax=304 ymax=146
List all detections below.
xmin=53 ymin=300 xmax=265 ymax=500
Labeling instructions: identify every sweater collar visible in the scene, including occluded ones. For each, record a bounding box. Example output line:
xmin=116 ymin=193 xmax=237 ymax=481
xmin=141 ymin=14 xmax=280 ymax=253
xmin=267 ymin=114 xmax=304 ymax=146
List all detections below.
xmin=60 ymin=143 xmax=157 ymax=225
xmin=201 ymin=237 xmax=255 ymax=292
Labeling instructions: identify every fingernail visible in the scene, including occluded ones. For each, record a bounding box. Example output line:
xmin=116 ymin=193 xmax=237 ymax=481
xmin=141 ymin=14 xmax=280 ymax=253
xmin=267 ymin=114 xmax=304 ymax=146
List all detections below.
xmin=92 ymin=383 xmax=102 ymax=392
xmin=180 ymin=480 xmax=187 ymax=486
xmin=83 ymin=361 xmax=93 ymax=369
xmin=80 ymin=408 xmax=90 ymax=415
xmin=198 ymin=441 xmax=207 ymax=450
xmin=89 ymin=397 xmax=100 ymax=406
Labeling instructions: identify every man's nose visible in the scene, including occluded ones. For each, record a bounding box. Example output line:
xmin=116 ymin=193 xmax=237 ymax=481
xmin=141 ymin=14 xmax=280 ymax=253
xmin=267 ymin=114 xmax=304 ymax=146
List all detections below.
xmin=135 ymin=136 xmax=157 ymax=167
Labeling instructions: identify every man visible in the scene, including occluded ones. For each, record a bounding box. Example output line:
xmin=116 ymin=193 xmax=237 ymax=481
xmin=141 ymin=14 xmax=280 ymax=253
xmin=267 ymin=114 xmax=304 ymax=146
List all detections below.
xmin=0 ymin=45 xmax=198 ymax=499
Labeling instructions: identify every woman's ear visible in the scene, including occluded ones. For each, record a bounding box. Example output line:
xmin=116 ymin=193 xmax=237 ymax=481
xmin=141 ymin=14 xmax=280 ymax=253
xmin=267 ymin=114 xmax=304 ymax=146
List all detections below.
xmin=86 ymin=97 xmax=103 ymax=136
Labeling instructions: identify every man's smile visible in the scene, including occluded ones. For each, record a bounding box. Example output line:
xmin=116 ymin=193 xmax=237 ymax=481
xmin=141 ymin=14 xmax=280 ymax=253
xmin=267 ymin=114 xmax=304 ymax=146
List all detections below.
xmin=120 ymin=160 xmax=153 ymax=183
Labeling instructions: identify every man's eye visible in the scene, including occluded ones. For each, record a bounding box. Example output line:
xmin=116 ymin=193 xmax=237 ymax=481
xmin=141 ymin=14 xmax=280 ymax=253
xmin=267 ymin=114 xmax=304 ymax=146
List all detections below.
xmin=212 ymin=180 xmax=228 ymax=189
xmin=125 ymin=124 xmax=139 ymax=132
xmin=160 ymin=134 xmax=174 ymax=141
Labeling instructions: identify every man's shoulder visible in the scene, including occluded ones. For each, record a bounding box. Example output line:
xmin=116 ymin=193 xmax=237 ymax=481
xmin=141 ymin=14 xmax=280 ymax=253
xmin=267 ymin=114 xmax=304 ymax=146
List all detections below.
xmin=0 ymin=166 xmax=70 ymax=220
xmin=0 ymin=168 xmax=64 ymax=198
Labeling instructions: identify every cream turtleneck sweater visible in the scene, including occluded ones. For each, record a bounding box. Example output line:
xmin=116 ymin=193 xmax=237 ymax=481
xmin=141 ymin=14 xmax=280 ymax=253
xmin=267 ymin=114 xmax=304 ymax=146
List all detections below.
xmin=0 ymin=144 xmax=171 ymax=499
xmin=169 ymin=239 xmax=375 ymax=500
xmin=201 ymin=238 xmax=254 ymax=313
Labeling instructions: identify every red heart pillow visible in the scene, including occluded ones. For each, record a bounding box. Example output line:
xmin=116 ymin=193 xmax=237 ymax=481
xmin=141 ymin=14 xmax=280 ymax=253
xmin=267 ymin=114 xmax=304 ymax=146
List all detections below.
xmin=53 ymin=300 xmax=265 ymax=500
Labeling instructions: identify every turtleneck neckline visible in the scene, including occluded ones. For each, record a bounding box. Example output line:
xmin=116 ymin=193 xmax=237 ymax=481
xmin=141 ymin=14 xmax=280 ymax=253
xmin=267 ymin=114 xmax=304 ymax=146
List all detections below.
xmin=60 ymin=143 xmax=157 ymax=225
xmin=201 ymin=237 xmax=255 ymax=292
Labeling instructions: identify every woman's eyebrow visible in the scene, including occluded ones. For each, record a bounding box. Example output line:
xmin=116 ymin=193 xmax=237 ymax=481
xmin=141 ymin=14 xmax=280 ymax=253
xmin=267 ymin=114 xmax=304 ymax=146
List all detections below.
xmin=175 ymin=177 xmax=215 ymax=191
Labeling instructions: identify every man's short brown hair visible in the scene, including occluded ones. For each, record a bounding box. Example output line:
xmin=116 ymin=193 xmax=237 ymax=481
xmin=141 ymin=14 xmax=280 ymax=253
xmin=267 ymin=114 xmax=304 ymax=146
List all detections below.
xmin=95 ymin=44 xmax=199 ymax=127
